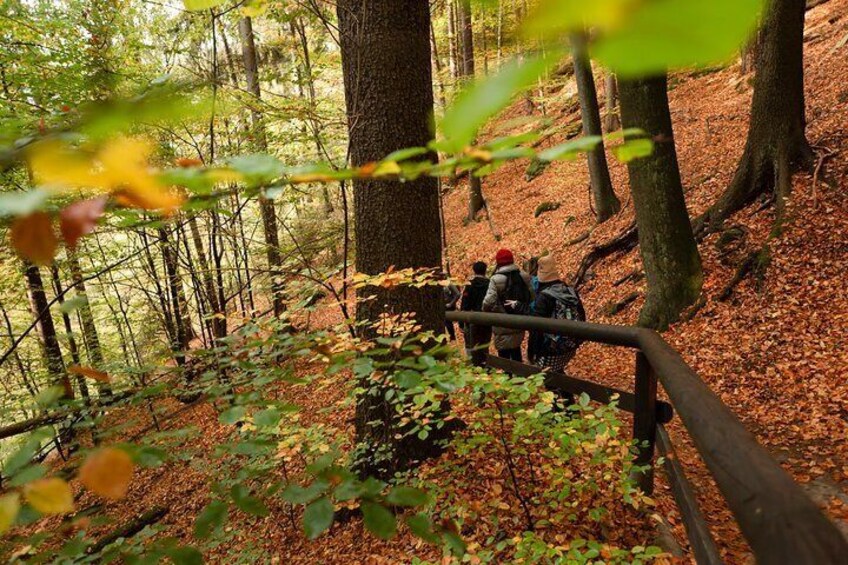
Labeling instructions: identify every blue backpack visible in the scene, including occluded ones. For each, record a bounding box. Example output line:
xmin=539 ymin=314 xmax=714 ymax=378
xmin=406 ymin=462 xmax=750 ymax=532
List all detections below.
xmin=541 ymin=284 xmax=585 ymax=354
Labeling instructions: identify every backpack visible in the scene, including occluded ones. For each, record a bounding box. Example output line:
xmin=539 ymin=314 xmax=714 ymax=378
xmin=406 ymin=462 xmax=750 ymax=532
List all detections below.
xmin=501 ymin=269 xmax=532 ymax=315
xmin=541 ymin=284 xmax=585 ymax=354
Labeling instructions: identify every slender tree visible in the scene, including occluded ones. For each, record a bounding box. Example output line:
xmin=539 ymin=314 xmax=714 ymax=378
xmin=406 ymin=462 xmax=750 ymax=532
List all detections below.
xmin=456 ymin=0 xmax=487 ymax=221
xmin=571 ymin=32 xmax=620 ymax=223
xmin=604 ymin=72 xmax=621 ymax=132
xmin=23 ymin=263 xmax=73 ymax=398
xmin=618 ymin=76 xmax=703 ymax=330
xmin=158 ymin=227 xmax=189 ymax=367
xmin=239 ymin=15 xmax=286 ymax=317
xmin=337 ymin=0 xmax=448 ymax=477
xmin=50 ymin=264 xmax=90 ymax=401
xmin=699 ymin=0 xmax=813 ymax=234
xmin=67 ymin=250 xmax=111 ymax=395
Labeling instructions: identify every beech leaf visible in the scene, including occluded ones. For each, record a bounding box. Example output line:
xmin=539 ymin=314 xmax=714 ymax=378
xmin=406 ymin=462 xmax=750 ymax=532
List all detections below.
xmin=10 ymin=212 xmax=57 ymax=265
xmin=23 ymin=478 xmax=74 ymax=514
xmin=79 ymin=447 xmax=135 ymax=500
xmin=59 ymin=197 xmax=107 ymax=249
xmin=68 ymin=365 xmax=110 ymax=383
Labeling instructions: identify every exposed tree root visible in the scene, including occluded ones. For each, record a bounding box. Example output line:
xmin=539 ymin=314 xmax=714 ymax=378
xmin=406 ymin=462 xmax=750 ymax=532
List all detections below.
xmin=602 ymin=292 xmax=640 ymax=316
xmin=571 ymin=222 xmax=638 ymax=288
xmin=718 ymin=244 xmax=772 ymax=301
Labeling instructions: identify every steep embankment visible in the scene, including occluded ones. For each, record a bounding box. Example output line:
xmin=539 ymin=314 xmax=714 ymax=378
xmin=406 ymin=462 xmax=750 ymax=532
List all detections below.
xmin=444 ymin=0 xmax=848 ymax=559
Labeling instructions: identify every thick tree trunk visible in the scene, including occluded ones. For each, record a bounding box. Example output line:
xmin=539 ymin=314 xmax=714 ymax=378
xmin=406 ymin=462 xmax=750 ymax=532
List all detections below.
xmin=23 ymin=263 xmax=72 ymax=398
xmin=699 ymin=0 xmax=813 ymax=235
xmin=571 ymin=32 xmax=621 ymax=223
xmin=604 ymin=72 xmax=621 ymax=132
xmin=239 ymin=16 xmax=286 ymax=317
xmin=338 ymin=0 xmax=448 ymax=477
xmin=618 ymin=75 xmax=703 ymax=331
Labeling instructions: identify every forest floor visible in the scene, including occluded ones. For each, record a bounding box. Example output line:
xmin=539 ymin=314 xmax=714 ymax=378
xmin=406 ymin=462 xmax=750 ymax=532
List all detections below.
xmin=442 ymin=0 xmax=848 ymax=561
xmin=8 ymin=1 xmax=848 ymax=563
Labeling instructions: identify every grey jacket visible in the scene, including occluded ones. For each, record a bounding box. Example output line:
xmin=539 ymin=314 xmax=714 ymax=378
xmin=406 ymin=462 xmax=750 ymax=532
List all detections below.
xmin=481 ymin=264 xmax=535 ymax=350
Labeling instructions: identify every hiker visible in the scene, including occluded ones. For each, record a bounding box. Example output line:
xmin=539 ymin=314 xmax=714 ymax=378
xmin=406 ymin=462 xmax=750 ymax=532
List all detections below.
xmin=443 ymin=280 xmax=461 ymax=341
xmin=528 ymin=254 xmax=586 ymax=405
xmin=524 ymin=256 xmax=541 ymax=313
xmin=460 ymin=261 xmax=492 ymax=361
xmin=482 ymin=248 xmax=535 ymax=361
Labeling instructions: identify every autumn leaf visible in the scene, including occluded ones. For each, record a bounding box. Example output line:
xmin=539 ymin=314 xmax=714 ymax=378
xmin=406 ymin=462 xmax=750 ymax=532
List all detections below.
xmin=10 ymin=212 xmax=58 ymax=265
xmin=0 ymin=493 xmax=20 ymax=534
xmin=79 ymin=448 xmax=135 ymax=500
xmin=175 ymin=157 xmax=203 ymax=168
xmin=68 ymin=365 xmax=110 ymax=383
xmin=24 ymin=478 xmax=74 ymax=514
xmin=59 ymin=197 xmax=107 ymax=249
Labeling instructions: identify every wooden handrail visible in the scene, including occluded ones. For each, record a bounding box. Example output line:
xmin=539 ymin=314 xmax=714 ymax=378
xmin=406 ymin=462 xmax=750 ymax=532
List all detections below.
xmin=446 ymin=310 xmax=848 ymax=564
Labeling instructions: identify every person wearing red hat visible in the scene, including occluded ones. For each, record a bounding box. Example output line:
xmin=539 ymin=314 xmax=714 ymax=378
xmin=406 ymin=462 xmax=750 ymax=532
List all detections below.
xmin=482 ymin=248 xmax=535 ymax=361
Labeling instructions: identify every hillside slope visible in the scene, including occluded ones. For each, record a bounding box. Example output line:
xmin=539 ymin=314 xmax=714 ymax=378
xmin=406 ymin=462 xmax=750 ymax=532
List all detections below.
xmin=443 ymin=0 xmax=848 ymax=559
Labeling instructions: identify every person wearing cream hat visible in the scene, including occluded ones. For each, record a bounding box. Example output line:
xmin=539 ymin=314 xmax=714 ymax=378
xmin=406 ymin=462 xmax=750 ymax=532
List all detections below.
xmin=528 ymin=254 xmax=586 ymax=403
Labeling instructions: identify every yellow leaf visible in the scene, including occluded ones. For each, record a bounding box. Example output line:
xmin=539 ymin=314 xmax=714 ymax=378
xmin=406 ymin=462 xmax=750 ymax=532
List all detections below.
xmin=28 ymin=140 xmax=99 ymax=191
xmin=10 ymin=212 xmax=58 ymax=265
xmin=372 ymin=161 xmax=402 ymax=178
xmin=68 ymin=365 xmax=110 ymax=383
xmin=79 ymin=448 xmax=135 ymax=500
xmin=205 ymin=168 xmax=243 ymax=185
xmin=0 ymin=493 xmax=20 ymax=534
xmin=24 ymin=478 xmax=74 ymax=514
xmin=290 ymin=172 xmax=335 ymax=184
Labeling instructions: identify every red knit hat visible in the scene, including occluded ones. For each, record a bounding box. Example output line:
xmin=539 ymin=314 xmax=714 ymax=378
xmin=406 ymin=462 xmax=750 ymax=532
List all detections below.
xmin=495 ymin=248 xmax=514 ymax=266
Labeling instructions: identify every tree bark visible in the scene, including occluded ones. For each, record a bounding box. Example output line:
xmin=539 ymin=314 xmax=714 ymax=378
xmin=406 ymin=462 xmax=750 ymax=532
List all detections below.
xmin=23 ymin=263 xmax=72 ymax=398
xmin=604 ymin=72 xmax=621 ymax=132
xmin=67 ymin=250 xmax=111 ymax=395
xmin=699 ymin=0 xmax=813 ymax=235
xmin=158 ymin=228 xmax=188 ymax=367
xmin=239 ymin=16 xmax=286 ymax=317
xmin=49 ymin=264 xmax=90 ymax=401
xmin=571 ymin=32 xmax=621 ymax=223
xmin=338 ymin=0 xmax=448 ymax=477
xmin=456 ymin=0 xmax=487 ymax=221
xmin=618 ymin=75 xmax=703 ymax=331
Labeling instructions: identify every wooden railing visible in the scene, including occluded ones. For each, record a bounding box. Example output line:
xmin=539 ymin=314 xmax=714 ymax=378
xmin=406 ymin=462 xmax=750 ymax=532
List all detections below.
xmin=446 ymin=310 xmax=848 ymax=565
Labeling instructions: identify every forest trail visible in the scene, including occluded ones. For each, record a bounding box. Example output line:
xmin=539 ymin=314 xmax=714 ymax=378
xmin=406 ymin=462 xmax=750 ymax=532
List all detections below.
xmin=5 ymin=1 xmax=848 ymax=563
xmin=443 ymin=0 xmax=848 ymax=557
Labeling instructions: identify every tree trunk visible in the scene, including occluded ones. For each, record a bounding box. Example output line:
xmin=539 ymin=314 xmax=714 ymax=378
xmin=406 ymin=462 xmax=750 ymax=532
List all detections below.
xmin=338 ymin=0 xmax=449 ymax=478
xmin=23 ymin=263 xmax=72 ymax=398
xmin=618 ymin=75 xmax=703 ymax=331
xmin=49 ymin=264 xmax=90 ymax=401
xmin=158 ymin=228 xmax=188 ymax=367
xmin=239 ymin=16 xmax=286 ymax=317
xmin=456 ymin=0 xmax=487 ymax=221
xmin=604 ymin=72 xmax=621 ymax=132
xmin=447 ymin=0 xmax=459 ymax=82
xmin=571 ymin=32 xmax=621 ymax=223
xmin=187 ymin=215 xmax=226 ymax=339
xmin=67 ymin=250 xmax=111 ymax=396
xmin=699 ymin=0 xmax=813 ymax=235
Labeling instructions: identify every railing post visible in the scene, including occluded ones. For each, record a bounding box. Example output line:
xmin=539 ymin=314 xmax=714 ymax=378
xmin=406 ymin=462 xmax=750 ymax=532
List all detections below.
xmin=632 ymin=350 xmax=657 ymax=494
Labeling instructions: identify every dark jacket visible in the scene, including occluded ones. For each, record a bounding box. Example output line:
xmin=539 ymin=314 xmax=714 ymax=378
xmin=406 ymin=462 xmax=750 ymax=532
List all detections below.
xmin=528 ymin=280 xmax=586 ymax=361
xmin=460 ymin=275 xmax=489 ymax=313
xmin=482 ymin=264 xmax=535 ymax=350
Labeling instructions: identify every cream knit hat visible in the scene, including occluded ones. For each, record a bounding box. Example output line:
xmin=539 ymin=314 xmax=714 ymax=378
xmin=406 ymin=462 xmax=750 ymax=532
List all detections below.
xmin=536 ymin=254 xmax=560 ymax=283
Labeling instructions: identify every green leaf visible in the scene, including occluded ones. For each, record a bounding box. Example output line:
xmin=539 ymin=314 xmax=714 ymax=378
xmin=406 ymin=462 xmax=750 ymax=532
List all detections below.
xmin=440 ymin=54 xmax=558 ymax=153
xmin=385 ymin=486 xmax=428 ymax=507
xmin=538 ymin=136 xmax=603 ymax=162
xmin=0 ymin=190 xmax=48 ymax=218
xmin=3 ymin=428 xmax=53 ymax=478
xmin=280 ymin=479 xmax=329 ymax=504
xmin=333 ymin=479 xmax=362 ymax=502
xmin=253 ymin=408 xmax=281 ymax=428
xmin=218 ymin=406 xmax=246 ymax=425
xmin=7 ymin=464 xmax=46 ymax=487
xmin=194 ymin=500 xmax=228 ymax=539
xmin=612 ymin=138 xmax=654 ymax=163
xmin=592 ymin=0 xmax=764 ymax=77
xmin=405 ymin=513 xmax=440 ymax=544
xmin=361 ymin=501 xmax=396 ymax=540
xmin=230 ymin=484 xmax=268 ymax=517
xmin=165 ymin=546 xmax=203 ymax=565
xmin=182 ymin=0 xmax=226 ymax=10
xmin=228 ymin=154 xmax=286 ymax=183
xmin=35 ymin=386 xmax=65 ymax=408
xmin=59 ymin=295 xmax=88 ymax=315
xmin=382 ymin=147 xmax=429 ymax=163
xmin=303 ymin=497 xmax=334 ymax=539
xmin=443 ymin=530 xmax=467 ymax=556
